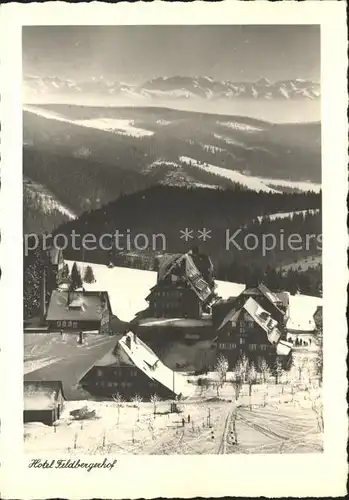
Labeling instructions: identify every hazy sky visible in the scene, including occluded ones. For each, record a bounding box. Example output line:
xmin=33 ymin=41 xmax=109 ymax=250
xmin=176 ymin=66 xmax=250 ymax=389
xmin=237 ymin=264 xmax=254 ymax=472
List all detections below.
xmin=23 ymin=25 xmax=320 ymax=83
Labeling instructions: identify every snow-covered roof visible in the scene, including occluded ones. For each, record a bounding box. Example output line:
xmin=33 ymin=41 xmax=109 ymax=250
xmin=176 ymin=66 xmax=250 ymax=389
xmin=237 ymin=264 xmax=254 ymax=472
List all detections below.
xmin=46 ymin=290 xmax=112 ymax=322
xmin=155 ymin=253 xmax=213 ymax=303
xmin=243 ymin=298 xmax=281 ymax=345
xmin=24 ymin=381 xmax=65 ymax=411
xmin=276 ymin=340 xmax=293 ymax=356
xmin=94 ymin=334 xmax=186 ymax=397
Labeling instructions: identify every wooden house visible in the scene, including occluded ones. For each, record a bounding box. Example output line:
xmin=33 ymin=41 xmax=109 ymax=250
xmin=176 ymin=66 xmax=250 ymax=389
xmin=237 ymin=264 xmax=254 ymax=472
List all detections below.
xmin=80 ymin=333 xmax=185 ymax=400
xmin=24 ymin=380 xmax=65 ymax=426
xmin=145 ymin=253 xmax=215 ymax=319
xmin=225 ymin=284 xmax=289 ymax=328
xmin=216 ymin=296 xmax=292 ymax=368
xmin=46 ymin=290 xmax=113 ymax=334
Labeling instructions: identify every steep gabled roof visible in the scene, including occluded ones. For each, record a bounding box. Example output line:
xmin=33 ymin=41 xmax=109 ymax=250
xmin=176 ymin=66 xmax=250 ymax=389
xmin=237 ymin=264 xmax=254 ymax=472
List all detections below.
xmin=91 ymin=334 xmax=186 ymax=396
xmin=243 ymin=297 xmax=281 ymax=345
xmin=218 ymin=297 xmax=282 ymax=346
xmin=152 ymin=253 xmax=213 ymax=303
xmin=242 ymin=283 xmax=286 ymax=316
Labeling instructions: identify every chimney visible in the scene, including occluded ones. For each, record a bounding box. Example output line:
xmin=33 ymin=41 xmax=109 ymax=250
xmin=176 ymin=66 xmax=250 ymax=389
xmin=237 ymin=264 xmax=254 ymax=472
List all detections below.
xmin=125 ymin=334 xmax=131 ymax=349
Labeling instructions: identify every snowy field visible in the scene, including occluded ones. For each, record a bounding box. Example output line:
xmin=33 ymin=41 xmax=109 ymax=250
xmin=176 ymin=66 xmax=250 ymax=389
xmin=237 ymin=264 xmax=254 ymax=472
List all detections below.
xmin=24 ymin=377 xmax=323 ymax=455
xmin=68 ymin=261 xmax=321 ymax=331
xmin=67 ymin=260 xmax=246 ymax=322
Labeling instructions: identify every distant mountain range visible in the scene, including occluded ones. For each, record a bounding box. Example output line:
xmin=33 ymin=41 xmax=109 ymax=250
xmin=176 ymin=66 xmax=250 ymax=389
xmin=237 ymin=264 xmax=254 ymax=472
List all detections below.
xmin=23 ymin=75 xmax=320 ymax=102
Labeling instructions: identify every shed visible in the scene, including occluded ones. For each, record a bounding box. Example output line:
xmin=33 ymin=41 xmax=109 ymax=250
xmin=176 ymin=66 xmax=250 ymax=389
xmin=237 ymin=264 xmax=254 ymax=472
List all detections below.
xmin=24 ymin=380 xmax=65 ymax=426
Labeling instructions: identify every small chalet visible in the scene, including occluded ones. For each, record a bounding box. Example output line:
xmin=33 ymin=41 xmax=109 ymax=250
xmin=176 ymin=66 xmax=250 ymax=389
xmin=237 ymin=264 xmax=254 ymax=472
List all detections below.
xmin=80 ymin=333 xmax=186 ymax=400
xmin=216 ymin=296 xmax=292 ymax=368
xmin=46 ymin=290 xmax=113 ymax=334
xmin=145 ymin=251 xmax=216 ymax=320
xmin=24 ymin=380 xmax=65 ymax=426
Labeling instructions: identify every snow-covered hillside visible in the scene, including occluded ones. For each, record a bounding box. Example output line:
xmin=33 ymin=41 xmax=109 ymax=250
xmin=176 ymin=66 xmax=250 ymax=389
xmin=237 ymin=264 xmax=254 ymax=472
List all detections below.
xmin=67 ymin=261 xmax=322 ymax=330
xmin=24 ymin=179 xmax=76 ymax=219
xmin=24 ymin=105 xmax=154 ymax=138
xmin=179 ymin=156 xmax=279 ymax=194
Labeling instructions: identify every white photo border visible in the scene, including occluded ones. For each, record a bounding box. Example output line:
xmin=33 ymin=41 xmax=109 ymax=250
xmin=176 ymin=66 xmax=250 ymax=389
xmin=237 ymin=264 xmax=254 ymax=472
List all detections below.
xmin=0 ymin=1 xmax=348 ymax=498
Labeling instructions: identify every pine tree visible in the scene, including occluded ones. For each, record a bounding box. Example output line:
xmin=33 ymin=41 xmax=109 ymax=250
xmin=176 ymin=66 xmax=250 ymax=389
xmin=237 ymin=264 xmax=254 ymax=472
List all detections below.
xmin=83 ymin=265 xmax=96 ymax=284
xmin=70 ymin=262 xmax=82 ymax=290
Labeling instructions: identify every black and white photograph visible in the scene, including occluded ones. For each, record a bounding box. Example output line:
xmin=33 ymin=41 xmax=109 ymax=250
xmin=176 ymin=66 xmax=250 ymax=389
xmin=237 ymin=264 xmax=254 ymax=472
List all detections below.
xmin=0 ymin=2 xmax=347 ymax=498
xmin=22 ymin=23 xmax=326 ymax=455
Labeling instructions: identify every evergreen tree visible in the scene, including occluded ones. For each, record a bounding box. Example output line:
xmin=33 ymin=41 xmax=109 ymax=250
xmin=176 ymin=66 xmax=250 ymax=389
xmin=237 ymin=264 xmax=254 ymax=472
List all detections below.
xmin=70 ymin=262 xmax=83 ymax=290
xmin=83 ymin=265 xmax=96 ymax=284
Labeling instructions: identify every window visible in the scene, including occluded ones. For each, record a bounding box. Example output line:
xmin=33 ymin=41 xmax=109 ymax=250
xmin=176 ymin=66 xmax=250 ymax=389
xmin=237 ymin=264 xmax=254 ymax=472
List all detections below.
xmin=260 ymin=344 xmax=268 ymax=351
xmin=62 ymin=321 xmax=67 ymax=328
xmin=249 ymin=344 xmax=258 ymax=351
xmin=73 ymin=321 xmax=78 ymax=328
xmin=97 ymin=369 xmax=103 ymax=377
xmin=230 ymin=343 xmax=237 ymax=349
xmin=239 ymin=338 xmax=245 ymax=345
xmin=219 ymin=343 xmax=226 ymax=349
xmin=57 ymin=321 xmax=61 ymax=327
xmin=67 ymin=320 xmax=72 ymax=328
xmin=239 ymin=322 xmax=246 ymax=334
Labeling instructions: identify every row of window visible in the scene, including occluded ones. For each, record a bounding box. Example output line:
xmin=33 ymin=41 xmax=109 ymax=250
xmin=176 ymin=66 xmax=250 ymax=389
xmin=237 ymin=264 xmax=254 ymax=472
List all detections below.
xmin=154 ymin=290 xmax=183 ymax=298
xmin=219 ymin=342 xmax=269 ymax=351
xmin=96 ymin=369 xmax=138 ymax=378
xmin=57 ymin=320 xmax=78 ymax=328
xmin=153 ymin=301 xmax=181 ymax=309
xmin=94 ymin=380 xmax=156 ymax=388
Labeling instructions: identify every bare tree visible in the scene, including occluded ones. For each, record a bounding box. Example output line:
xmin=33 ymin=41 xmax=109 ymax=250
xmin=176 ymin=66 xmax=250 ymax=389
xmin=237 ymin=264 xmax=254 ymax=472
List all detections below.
xmin=131 ymin=394 xmax=143 ymax=422
xmin=274 ymin=359 xmax=284 ymax=385
xmin=247 ymin=362 xmax=258 ymax=410
xmin=150 ymin=393 xmax=160 ymax=416
xmin=112 ymin=392 xmax=124 ymax=424
xmin=236 ymin=354 xmax=249 ymax=383
xmin=213 ymin=354 xmax=229 ymax=397
xmin=257 ymin=357 xmax=271 ymax=383
xmin=215 ymin=354 xmax=229 ymax=384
